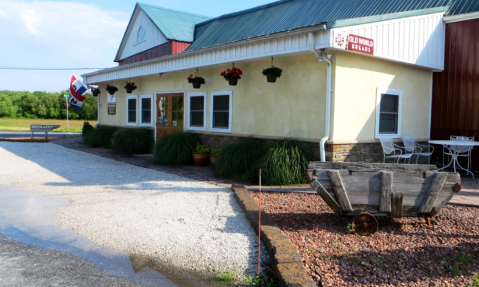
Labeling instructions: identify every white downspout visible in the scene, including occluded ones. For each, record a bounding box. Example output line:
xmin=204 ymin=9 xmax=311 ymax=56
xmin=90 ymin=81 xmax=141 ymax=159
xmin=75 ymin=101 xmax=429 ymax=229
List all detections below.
xmin=308 ymin=32 xmax=332 ymax=162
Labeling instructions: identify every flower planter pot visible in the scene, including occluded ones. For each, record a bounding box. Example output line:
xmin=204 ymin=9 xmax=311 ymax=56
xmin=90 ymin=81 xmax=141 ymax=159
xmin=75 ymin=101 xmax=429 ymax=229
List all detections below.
xmin=192 ymin=81 xmax=202 ymax=89
xmin=92 ymin=89 xmax=100 ymax=97
xmin=228 ymin=77 xmax=238 ymax=86
xmin=266 ymin=74 xmax=277 ymax=83
xmin=192 ymin=152 xmax=209 ymax=167
xmin=209 ymin=154 xmax=217 ymax=170
xmin=125 ymin=88 xmax=133 ymax=94
xmin=107 ymin=91 xmax=115 ymax=95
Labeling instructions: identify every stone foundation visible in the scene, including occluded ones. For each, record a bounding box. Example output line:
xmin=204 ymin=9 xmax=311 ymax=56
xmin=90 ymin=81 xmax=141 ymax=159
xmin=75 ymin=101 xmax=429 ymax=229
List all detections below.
xmin=325 ymin=142 xmax=432 ymax=164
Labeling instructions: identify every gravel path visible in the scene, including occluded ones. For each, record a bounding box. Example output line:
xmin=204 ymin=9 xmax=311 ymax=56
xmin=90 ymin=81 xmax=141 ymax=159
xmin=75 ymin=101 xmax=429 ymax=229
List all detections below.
xmin=251 ymin=192 xmax=479 ymax=286
xmin=0 ymin=142 xmax=269 ymax=282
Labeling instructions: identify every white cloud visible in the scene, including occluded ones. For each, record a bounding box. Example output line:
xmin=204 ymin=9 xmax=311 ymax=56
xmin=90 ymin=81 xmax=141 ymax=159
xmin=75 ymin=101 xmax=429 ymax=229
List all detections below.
xmin=0 ymin=0 xmax=129 ymax=92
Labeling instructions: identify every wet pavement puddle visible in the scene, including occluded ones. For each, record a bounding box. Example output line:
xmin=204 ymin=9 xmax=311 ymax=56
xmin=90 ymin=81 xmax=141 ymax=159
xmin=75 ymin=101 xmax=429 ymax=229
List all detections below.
xmin=0 ymin=186 xmax=229 ymax=287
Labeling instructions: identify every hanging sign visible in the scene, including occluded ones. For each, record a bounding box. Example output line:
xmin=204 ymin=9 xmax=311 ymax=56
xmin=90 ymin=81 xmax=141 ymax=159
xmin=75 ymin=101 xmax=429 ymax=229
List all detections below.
xmin=108 ymin=103 xmax=116 ymax=115
xmin=333 ymin=31 xmax=375 ymax=55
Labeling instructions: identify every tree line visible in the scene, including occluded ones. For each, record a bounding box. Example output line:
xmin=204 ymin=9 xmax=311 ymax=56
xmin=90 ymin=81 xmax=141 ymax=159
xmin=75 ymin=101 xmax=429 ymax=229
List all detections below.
xmin=0 ymin=90 xmax=97 ymax=120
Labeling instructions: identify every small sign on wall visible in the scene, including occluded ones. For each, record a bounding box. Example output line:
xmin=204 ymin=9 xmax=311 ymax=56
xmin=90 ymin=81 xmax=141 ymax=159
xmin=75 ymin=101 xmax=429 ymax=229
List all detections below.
xmin=333 ymin=31 xmax=375 ymax=55
xmin=108 ymin=103 xmax=116 ymax=115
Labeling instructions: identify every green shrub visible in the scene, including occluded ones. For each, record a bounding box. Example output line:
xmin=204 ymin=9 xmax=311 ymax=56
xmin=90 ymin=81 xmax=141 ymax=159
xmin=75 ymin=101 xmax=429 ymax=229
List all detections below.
xmin=112 ymin=128 xmax=153 ymax=154
xmin=215 ymin=138 xmax=265 ymax=181
xmin=253 ymin=139 xmax=312 ymax=185
xmin=87 ymin=125 xmax=118 ymax=148
xmin=82 ymin=121 xmax=94 ymax=144
xmin=154 ymin=131 xmax=200 ymax=165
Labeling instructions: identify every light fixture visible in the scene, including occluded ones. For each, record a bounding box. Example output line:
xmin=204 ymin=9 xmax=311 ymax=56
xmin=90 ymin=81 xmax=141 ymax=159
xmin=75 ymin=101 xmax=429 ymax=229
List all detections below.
xmin=157 ymin=73 xmax=163 ymax=78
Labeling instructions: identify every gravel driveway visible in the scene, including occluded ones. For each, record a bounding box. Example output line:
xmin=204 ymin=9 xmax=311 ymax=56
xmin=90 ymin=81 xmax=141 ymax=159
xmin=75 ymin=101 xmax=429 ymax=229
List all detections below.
xmin=0 ymin=142 xmax=269 ymax=282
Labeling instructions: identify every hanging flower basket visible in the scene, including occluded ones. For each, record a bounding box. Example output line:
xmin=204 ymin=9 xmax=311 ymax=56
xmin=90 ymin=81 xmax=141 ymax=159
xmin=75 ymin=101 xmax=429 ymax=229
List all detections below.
xmin=91 ymin=87 xmax=101 ymax=97
xmin=221 ymin=65 xmax=242 ymax=86
xmin=105 ymin=84 xmax=118 ymax=95
xmin=262 ymin=66 xmax=283 ymax=83
xmin=124 ymin=81 xmax=137 ymax=93
xmin=187 ymin=74 xmax=205 ymax=89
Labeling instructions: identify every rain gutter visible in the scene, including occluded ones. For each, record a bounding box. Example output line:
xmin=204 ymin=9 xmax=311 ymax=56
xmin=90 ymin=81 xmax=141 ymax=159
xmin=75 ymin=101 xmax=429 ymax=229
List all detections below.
xmin=308 ymin=32 xmax=332 ymax=162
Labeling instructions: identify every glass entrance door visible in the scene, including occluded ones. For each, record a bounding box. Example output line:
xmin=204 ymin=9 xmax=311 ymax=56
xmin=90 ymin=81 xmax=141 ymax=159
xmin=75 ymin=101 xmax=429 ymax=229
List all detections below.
xmin=156 ymin=93 xmax=184 ymax=140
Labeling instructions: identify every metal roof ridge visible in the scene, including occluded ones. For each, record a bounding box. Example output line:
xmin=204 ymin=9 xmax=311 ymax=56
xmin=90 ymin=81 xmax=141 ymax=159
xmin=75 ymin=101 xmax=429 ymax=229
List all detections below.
xmin=137 ymin=2 xmax=211 ymax=19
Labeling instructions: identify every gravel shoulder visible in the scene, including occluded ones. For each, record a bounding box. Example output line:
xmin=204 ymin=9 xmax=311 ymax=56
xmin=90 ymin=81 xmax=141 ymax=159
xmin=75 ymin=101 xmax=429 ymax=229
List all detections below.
xmin=251 ymin=192 xmax=479 ymax=286
xmin=0 ymin=142 xmax=270 ymax=282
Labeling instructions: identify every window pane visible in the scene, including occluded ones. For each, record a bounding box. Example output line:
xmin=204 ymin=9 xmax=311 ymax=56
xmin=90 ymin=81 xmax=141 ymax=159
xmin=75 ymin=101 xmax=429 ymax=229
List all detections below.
xmin=213 ymin=111 xmax=229 ymax=128
xmin=128 ymin=99 xmax=136 ymax=123
xmin=191 ymin=111 xmax=203 ymax=127
xmin=213 ymin=95 xmax=229 ymax=110
xmin=379 ymin=114 xmax=397 ymax=133
xmin=380 ymin=94 xmax=398 ymax=113
xmin=141 ymin=98 xmax=151 ymax=124
xmin=190 ymin=96 xmax=204 ymax=111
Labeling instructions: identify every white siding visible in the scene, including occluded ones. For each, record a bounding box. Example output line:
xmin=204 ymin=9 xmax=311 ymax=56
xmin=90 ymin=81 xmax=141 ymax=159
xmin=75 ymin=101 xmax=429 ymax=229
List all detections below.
xmin=85 ymin=30 xmax=328 ymax=84
xmin=329 ymin=13 xmax=445 ymax=70
xmin=118 ymin=9 xmax=168 ymax=61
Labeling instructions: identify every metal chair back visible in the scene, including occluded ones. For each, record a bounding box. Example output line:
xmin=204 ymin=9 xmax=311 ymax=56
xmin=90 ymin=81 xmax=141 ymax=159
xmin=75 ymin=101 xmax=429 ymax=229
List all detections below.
xmin=450 ymin=135 xmax=474 ymax=153
xmin=401 ymin=135 xmax=416 ymax=153
xmin=379 ymin=137 xmax=395 ymax=155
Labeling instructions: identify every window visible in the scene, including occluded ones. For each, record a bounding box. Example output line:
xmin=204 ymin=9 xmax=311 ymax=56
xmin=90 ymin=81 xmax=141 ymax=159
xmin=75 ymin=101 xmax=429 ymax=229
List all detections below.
xmin=127 ymin=95 xmax=138 ymax=125
xmin=137 ymin=26 xmax=146 ymax=43
xmin=187 ymin=92 xmax=206 ymax=131
xmin=140 ymin=95 xmax=153 ymax=126
xmin=210 ymin=91 xmax=232 ymax=133
xmin=375 ymin=88 xmax=402 ymax=138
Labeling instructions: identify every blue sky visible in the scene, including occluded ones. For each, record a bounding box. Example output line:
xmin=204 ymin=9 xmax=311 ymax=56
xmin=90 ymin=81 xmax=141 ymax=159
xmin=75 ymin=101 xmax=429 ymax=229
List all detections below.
xmin=0 ymin=0 xmax=277 ymax=92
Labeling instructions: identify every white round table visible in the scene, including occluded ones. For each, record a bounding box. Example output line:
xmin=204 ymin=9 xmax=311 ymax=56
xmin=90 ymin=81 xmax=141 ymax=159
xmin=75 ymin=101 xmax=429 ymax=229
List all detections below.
xmin=429 ymin=140 xmax=479 ymax=177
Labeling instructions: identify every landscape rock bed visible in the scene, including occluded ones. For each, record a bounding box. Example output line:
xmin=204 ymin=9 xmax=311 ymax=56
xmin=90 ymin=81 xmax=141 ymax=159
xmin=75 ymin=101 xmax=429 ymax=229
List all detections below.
xmin=250 ymin=192 xmax=479 ymax=286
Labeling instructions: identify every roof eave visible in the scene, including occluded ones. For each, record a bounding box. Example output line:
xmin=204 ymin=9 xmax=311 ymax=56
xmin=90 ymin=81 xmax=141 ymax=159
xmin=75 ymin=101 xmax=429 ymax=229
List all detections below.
xmin=327 ymin=6 xmax=448 ymax=29
xmin=443 ymin=10 xmax=479 ymax=23
xmin=82 ymin=24 xmax=326 ymax=79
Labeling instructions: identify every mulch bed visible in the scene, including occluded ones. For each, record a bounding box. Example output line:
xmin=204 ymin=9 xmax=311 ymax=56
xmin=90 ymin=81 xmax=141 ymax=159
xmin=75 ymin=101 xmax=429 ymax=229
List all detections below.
xmin=250 ymin=192 xmax=479 ymax=286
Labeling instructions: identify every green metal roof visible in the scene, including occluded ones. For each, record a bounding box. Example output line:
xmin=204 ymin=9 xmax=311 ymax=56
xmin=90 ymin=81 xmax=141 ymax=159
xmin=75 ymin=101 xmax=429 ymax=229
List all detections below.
xmin=187 ymin=0 xmax=451 ymax=51
xmin=446 ymin=0 xmax=479 ymax=15
xmin=138 ymin=3 xmax=211 ymax=42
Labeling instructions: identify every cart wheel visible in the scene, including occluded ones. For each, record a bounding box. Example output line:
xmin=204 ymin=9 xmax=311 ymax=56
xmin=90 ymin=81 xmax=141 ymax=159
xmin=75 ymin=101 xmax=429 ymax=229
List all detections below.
xmin=352 ymin=212 xmax=378 ymax=235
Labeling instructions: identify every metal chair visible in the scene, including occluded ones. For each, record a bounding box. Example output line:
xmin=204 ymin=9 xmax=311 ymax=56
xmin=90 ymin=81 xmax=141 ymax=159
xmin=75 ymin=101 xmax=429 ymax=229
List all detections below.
xmin=444 ymin=135 xmax=474 ymax=171
xmin=379 ymin=137 xmax=413 ymax=163
xmin=401 ymin=135 xmax=434 ymax=164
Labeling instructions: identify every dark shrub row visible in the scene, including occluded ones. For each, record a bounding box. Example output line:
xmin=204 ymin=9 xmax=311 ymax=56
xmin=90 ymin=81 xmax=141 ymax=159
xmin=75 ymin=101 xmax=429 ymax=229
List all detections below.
xmin=82 ymin=123 xmax=153 ymax=153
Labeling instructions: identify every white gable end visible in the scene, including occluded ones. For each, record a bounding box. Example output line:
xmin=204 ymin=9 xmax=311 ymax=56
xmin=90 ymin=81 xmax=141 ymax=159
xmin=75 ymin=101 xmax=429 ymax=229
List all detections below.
xmin=118 ymin=9 xmax=168 ymax=61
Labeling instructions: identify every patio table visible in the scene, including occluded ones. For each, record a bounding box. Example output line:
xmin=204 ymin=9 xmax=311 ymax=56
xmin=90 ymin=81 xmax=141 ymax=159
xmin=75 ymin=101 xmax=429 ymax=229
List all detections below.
xmin=428 ymin=140 xmax=479 ymax=178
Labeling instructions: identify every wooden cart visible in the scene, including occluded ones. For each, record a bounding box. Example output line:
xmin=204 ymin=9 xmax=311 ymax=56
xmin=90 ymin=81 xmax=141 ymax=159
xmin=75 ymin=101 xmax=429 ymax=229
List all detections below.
xmin=307 ymin=162 xmax=462 ymax=235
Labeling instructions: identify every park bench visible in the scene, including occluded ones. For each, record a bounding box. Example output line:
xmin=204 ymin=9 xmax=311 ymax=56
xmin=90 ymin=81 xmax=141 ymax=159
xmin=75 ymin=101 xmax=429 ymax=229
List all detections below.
xmin=30 ymin=125 xmax=61 ymax=140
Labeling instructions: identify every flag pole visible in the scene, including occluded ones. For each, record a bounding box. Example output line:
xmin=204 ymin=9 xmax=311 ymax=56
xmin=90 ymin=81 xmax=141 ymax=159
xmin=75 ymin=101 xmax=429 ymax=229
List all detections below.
xmin=64 ymin=94 xmax=70 ymax=133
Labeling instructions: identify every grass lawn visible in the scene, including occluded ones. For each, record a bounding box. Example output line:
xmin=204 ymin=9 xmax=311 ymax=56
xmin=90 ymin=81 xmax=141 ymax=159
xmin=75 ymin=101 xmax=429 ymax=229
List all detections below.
xmin=0 ymin=119 xmax=97 ymax=133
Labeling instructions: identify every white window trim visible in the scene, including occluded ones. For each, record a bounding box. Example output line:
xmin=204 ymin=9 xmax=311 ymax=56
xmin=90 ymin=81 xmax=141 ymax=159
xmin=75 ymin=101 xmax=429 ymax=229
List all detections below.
xmin=139 ymin=94 xmax=153 ymax=126
xmin=126 ymin=95 xmax=138 ymax=126
xmin=375 ymin=88 xmax=402 ymax=139
xmin=210 ymin=90 xmax=232 ymax=133
xmin=187 ymin=92 xmax=207 ymax=131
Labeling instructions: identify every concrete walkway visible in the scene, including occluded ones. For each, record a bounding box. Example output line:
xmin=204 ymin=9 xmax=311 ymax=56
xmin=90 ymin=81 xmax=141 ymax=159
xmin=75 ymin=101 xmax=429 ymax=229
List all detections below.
xmin=51 ymin=137 xmax=479 ymax=207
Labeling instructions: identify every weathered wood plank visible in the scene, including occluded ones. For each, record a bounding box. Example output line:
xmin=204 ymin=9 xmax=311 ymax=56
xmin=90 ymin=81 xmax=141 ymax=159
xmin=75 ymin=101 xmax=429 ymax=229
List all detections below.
xmin=380 ymin=171 xmax=392 ymax=213
xmin=391 ymin=191 xmax=404 ymax=218
xmin=327 ymin=170 xmax=353 ymax=212
xmin=308 ymin=162 xmax=437 ymax=172
xmin=310 ymin=179 xmax=342 ymax=215
xmin=419 ymin=172 xmax=447 ymax=214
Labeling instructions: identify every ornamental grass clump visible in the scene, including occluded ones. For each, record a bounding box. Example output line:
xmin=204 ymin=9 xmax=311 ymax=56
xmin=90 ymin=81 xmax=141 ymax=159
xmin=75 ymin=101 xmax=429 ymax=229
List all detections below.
xmin=154 ymin=131 xmax=200 ymax=165
xmin=112 ymin=128 xmax=153 ymax=154
xmin=215 ymin=138 xmax=265 ymax=181
xmin=253 ymin=139 xmax=312 ymax=185
xmin=87 ymin=125 xmax=118 ymax=149
xmin=82 ymin=121 xmax=94 ymax=145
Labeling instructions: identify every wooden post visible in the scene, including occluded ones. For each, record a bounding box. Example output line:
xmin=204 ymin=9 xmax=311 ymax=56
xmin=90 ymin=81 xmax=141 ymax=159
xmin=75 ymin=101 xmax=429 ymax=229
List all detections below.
xmin=379 ymin=171 xmax=392 ymax=213
xmin=391 ymin=191 xmax=403 ymax=218
xmin=310 ymin=179 xmax=342 ymax=214
xmin=419 ymin=172 xmax=447 ymax=214
xmin=327 ymin=170 xmax=353 ymax=212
